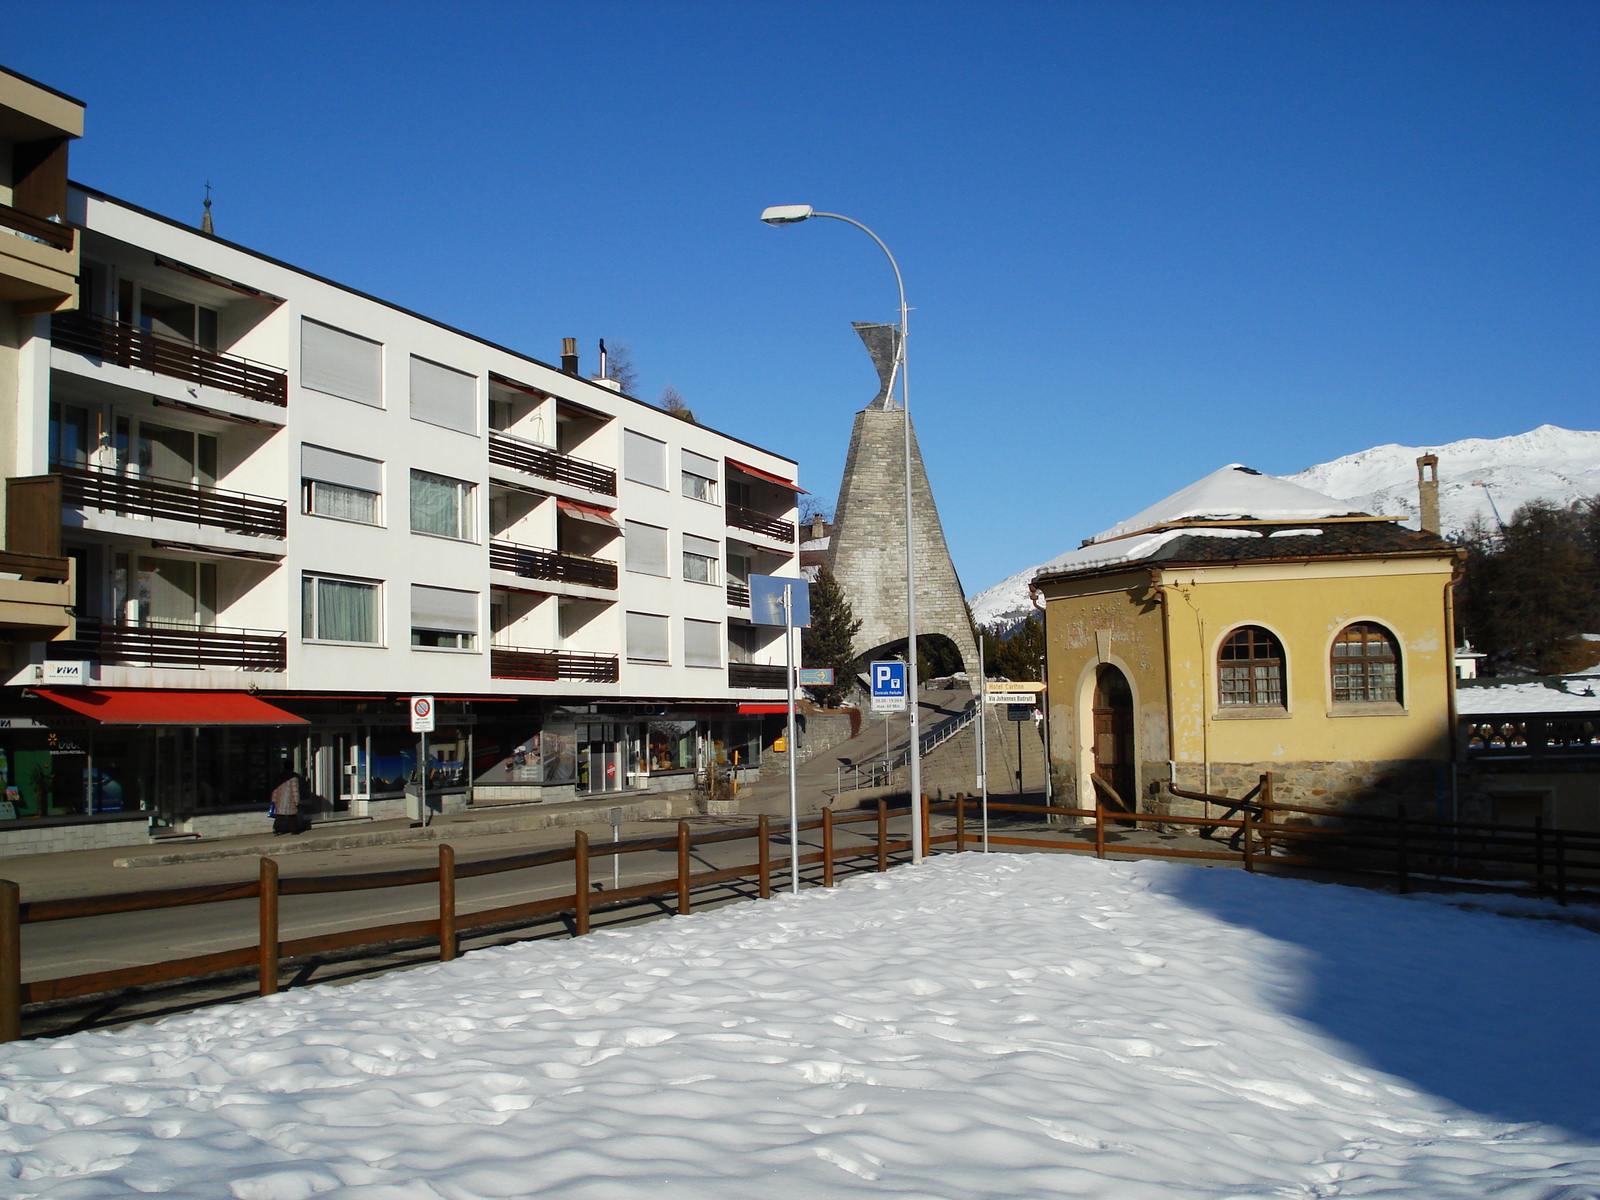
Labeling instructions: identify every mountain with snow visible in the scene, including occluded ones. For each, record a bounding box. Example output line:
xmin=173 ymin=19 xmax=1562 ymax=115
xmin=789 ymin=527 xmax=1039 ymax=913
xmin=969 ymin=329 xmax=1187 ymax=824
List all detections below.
xmin=969 ymin=425 xmax=1600 ymax=633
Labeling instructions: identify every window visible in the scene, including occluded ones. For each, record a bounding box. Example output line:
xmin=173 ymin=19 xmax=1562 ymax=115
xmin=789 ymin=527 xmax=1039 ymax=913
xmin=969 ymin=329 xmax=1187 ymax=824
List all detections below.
xmin=115 ymin=553 xmax=216 ymax=627
xmin=684 ymin=618 xmax=721 ymax=668
xmin=683 ymin=534 xmax=719 ymax=584
xmin=302 ymin=574 xmax=381 ymax=644
xmin=301 ymin=445 xmax=382 ymax=525
xmin=48 ymin=402 xmax=92 ymax=467
xmin=411 ymin=585 xmax=478 ymax=649
xmin=1218 ymin=626 xmax=1284 ymax=707
xmin=626 ymin=611 xmax=669 ymax=663
xmin=625 ymin=520 xmax=668 ymax=577
xmin=682 ymin=450 xmax=718 ymax=502
xmin=1332 ymin=622 xmax=1401 ymax=703
xmin=410 ymin=470 xmax=475 ymax=540
xmin=624 ymin=430 xmax=667 ymax=489
xmin=410 ymin=356 xmax=477 ymax=435
xmin=301 ymin=319 xmax=382 ymax=407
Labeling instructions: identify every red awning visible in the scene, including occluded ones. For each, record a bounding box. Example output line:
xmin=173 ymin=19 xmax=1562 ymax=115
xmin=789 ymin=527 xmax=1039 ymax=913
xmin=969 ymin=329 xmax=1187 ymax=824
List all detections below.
xmin=32 ymin=689 xmax=308 ymax=725
xmin=556 ymin=498 xmax=621 ymax=529
xmin=738 ymin=703 xmax=789 ymax=714
xmin=727 ymin=459 xmax=807 ymax=493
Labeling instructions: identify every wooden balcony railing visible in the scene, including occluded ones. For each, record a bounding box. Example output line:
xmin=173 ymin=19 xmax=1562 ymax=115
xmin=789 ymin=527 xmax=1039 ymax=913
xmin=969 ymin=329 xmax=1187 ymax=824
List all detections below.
xmin=489 ymin=431 xmax=617 ymax=497
xmin=491 ymin=645 xmax=619 ymax=683
xmin=51 ymin=310 xmax=288 ymax=407
xmin=0 ymin=204 xmax=74 ymax=252
xmin=726 ymin=580 xmax=751 ymax=607
xmin=729 ymin=662 xmax=789 ymax=689
xmin=1464 ymin=716 xmax=1600 ymax=759
xmin=490 ymin=541 xmax=617 ymax=590
xmin=0 ymin=550 xmax=70 ymax=584
xmin=55 ymin=463 xmax=287 ymax=540
xmin=61 ymin=617 xmax=287 ymax=672
xmin=726 ymin=503 xmax=795 ymax=544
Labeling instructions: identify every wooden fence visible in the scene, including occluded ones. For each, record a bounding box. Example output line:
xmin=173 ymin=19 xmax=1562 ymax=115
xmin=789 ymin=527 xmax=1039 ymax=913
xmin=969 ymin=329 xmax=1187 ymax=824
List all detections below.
xmin=0 ymin=806 xmax=905 ymax=1043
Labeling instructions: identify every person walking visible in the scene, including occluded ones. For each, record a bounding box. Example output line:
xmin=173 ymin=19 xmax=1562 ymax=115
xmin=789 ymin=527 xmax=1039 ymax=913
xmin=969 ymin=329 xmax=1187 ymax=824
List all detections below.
xmin=269 ymin=765 xmax=309 ymax=835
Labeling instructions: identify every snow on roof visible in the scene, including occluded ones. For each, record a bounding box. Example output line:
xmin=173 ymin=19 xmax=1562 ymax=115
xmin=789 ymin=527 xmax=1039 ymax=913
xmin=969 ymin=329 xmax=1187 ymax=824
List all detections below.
xmin=1455 ymin=681 xmax=1600 ymax=715
xmin=1089 ymin=464 xmax=1366 ymax=545
xmin=1032 ymin=526 xmax=1268 ymax=578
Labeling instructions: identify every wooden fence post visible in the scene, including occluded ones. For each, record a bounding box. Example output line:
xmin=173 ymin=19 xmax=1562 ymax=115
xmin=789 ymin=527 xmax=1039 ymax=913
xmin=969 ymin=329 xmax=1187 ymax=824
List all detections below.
xmin=258 ymin=857 xmax=279 ymax=997
xmin=956 ymin=794 xmax=966 ymax=853
xmin=822 ymin=807 xmax=835 ymax=888
xmin=438 ymin=843 xmax=457 ymax=962
xmin=677 ymin=822 xmax=692 ymax=914
xmin=1396 ymin=805 xmax=1409 ymax=895
xmin=921 ymin=795 xmax=931 ymax=857
xmin=1259 ymin=773 xmax=1273 ymax=856
xmin=758 ymin=814 xmax=772 ymax=898
xmin=1242 ymin=811 xmax=1254 ymax=873
xmin=0 ymin=879 xmax=19 ymax=1043
xmin=1095 ymin=805 xmax=1106 ymax=859
xmin=574 ymin=830 xmax=590 ymax=936
xmin=1556 ymin=831 xmax=1568 ymax=907
xmin=1535 ymin=816 xmax=1546 ymax=894
xmin=877 ymin=801 xmax=888 ymax=872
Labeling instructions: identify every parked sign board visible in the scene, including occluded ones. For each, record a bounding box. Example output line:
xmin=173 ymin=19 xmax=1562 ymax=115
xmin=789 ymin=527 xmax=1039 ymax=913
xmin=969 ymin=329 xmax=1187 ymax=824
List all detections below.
xmin=869 ymin=661 xmax=907 ymax=713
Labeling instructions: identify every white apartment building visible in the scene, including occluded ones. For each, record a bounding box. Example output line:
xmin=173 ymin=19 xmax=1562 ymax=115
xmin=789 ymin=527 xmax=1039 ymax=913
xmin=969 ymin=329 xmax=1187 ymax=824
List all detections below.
xmin=0 ymin=74 xmax=803 ymax=853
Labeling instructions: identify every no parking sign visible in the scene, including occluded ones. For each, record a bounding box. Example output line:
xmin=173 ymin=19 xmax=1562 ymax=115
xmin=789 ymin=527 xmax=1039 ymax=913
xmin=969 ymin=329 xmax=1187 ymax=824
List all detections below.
xmin=410 ymin=695 xmax=435 ymax=733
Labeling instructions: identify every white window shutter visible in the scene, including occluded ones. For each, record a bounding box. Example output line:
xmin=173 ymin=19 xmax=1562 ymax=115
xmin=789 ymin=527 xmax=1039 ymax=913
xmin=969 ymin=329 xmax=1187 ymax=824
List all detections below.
xmin=301 ymin=319 xmax=382 ymax=407
xmin=410 ymin=356 xmax=478 ymax=435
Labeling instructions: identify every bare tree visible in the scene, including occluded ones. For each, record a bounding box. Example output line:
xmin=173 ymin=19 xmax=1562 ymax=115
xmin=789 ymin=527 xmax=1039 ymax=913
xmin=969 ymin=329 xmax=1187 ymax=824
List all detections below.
xmin=659 ymin=385 xmax=696 ymax=423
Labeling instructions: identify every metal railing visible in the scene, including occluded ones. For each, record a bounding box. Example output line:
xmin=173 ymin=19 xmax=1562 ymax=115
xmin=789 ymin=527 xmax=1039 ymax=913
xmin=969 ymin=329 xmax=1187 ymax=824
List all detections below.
xmin=488 ymin=431 xmax=617 ymax=496
xmin=726 ymin=503 xmax=795 ymax=544
xmin=729 ymin=662 xmax=788 ymax=689
xmin=0 ymin=204 xmax=73 ymax=252
xmin=1464 ymin=715 xmax=1600 ymax=758
xmin=51 ymin=311 xmax=288 ymax=407
xmin=55 ymin=463 xmax=287 ymax=539
xmin=490 ymin=645 xmax=619 ymax=683
xmin=489 ymin=541 xmax=618 ymax=590
xmin=60 ymin=616 xmax=287 ymax=672
xmin=835 ymin=697 xmax=979 ymax=793
xmin=726 ymin=580 xmax=751 ymax=607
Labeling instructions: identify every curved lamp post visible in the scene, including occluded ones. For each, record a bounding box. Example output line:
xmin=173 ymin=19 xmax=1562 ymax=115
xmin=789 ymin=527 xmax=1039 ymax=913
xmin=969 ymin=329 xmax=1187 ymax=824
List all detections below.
xmin=759 ymin=205 xmax=925 ymax=865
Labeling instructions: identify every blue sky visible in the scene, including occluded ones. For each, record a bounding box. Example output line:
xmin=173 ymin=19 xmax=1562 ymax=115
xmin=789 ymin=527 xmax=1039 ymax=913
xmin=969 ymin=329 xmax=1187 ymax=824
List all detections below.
xmin=9 ymin=1 xmax=1596 ymax=593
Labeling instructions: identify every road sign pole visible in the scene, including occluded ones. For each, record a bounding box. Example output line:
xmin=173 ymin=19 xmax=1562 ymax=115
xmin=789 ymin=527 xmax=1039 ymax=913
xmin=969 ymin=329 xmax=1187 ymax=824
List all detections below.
xmin=785 ymin=583 xmax=799 ymax=894
xmin=978 ymin=631 xmax=989 ymax=853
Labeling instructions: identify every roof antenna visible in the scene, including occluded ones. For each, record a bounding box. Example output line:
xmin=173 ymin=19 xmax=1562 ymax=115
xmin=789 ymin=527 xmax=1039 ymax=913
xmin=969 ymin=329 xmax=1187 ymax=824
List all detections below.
xmin=201 ymin=182 xmax=214 ymax=236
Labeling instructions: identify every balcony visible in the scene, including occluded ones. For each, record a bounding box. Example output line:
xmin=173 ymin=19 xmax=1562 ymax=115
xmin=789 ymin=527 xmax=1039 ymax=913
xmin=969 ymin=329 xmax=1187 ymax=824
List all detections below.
xmin=0 ymin=204 xmax=77 ymax=310
xmin=56 ymin=463 xmax=287 ymax=540
xmin=491 ymin=645 xmax=620 ymax=683
xmin=490 ymin=541 xmax=617 ymax=590
xmin=0 ymin=550 xmax=73 ymax=642
xmin=726 ymin=503 xmax=795 ymax=545
xmin=726 ymin=580 xmax=751 ymax=608
xmin=51 ymin=310 xmax=288 ymax=407
xmin=61 ymin=616 xmax=287 ymax=672
xmin=489 ymin=431 xmax=616 ymax=496
xmin=0 ymin=204 xmax=73 ymax=252
xmin=729 ymin=662 xmax=789 ymax=689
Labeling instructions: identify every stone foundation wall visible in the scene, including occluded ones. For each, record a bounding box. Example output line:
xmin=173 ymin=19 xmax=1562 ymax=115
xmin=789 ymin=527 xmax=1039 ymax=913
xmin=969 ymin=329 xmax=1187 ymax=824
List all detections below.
xmin=1161 ymin=759 xmax=1447 ymax=818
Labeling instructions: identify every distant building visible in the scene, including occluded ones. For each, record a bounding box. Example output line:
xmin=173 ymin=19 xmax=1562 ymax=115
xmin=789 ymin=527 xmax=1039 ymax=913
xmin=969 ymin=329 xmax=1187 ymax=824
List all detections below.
xmin=1457 ymin=674 xmax=1600 ymax=830
xmin=1034 ymin=464 xmax=1462 ymax=815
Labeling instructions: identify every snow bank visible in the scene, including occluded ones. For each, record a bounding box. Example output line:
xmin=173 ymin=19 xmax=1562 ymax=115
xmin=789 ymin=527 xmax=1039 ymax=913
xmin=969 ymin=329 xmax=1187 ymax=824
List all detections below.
xmin=2 ymin=855 xmax=1598 ymax=1198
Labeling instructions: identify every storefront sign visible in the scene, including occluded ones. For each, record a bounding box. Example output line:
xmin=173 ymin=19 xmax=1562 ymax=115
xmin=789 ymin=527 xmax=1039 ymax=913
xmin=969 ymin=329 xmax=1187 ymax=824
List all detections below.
xmin=40 ymin=661 xmax=93 ymax=684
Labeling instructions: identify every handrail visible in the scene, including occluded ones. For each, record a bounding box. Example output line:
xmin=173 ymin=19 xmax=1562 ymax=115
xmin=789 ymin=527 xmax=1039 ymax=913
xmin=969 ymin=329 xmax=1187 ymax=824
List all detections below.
xmin=488 ymin=430 xmax=617 ymax=497
xmin=726 ymin=503 xmax=795 ymax=544
xmin=61 ymin=616 xmax=288 ymax=672
xmin=489 ymin=540 xmax=618 ymax=590
xmin=51 ymin=311 xmax=288 ymax=407
xmin=0 ymin=204 xmax=74 ymax=251
xmin=490 ymin=645 xmax=619 ymax=683
xmin=54 ymin=461 xmax=287 ymax=539
xmin=835 ymin=697 xmax=978 ymax=793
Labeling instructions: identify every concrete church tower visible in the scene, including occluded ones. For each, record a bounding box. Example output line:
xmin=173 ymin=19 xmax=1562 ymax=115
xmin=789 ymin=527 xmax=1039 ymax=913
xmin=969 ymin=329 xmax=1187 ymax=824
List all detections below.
xmin=826 ymin=322 xmax=979 ymax=674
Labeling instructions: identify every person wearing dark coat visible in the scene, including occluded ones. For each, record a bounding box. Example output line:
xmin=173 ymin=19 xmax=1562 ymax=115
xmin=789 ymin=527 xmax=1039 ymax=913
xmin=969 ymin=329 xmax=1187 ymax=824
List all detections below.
xmin=269 ymin=766 xmax=310 ymax=835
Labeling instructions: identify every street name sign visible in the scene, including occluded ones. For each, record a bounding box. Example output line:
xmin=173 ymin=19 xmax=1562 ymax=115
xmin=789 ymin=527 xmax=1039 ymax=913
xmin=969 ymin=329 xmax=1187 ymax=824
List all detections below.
xmin=984 ymin=691 xmax=1040 ymax=706
xmin=869 ymin=661 xmax=907 ymax=713
xmin=797 ymin=668 xmax=834 ymax=686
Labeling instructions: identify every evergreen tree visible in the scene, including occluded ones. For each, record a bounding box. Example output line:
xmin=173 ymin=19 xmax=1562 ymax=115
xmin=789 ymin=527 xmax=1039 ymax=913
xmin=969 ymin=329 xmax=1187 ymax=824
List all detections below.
xmin=982 ymin=615 xmax=1045 ymax=681
xmin=802 ymin=566 xmax=862 ymax=707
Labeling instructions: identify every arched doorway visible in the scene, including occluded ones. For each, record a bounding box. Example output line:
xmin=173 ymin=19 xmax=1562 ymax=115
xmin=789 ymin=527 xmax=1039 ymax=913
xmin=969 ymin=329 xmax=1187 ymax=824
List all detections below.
xmin=1092 ymin=665 xmax=1136 ymax=812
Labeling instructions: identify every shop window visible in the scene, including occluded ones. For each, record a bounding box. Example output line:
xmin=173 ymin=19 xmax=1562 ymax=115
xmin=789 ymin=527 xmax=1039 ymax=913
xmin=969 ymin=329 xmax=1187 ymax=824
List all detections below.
xmin=682 ymin=450 xmax=718 ymax=502
xmin=683 ymin=534 xmax=719 ymax=584
xmin=647 ymin=721 xmax=696 ymax=771
xmin=1218 ymin=626 xmax=1285 ymax=707
xmin=410 ymin=470 xmax=475 ymax=541
xmin=1332 ymin=622 xmax=1401 ymax=704
xmin=302 ymin=573 xmax=381 ymax=644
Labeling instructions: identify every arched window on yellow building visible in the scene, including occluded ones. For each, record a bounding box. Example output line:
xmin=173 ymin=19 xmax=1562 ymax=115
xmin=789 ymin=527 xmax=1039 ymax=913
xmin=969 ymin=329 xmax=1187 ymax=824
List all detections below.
xmin=1331 ymin=622 xmax=1401 ymax=704
xmin=1218 ymin=626 xmax=1284 ymax=708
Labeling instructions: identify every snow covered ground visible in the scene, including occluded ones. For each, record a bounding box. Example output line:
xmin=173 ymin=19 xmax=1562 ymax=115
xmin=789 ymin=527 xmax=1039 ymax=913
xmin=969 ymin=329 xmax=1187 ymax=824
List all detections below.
xmin=3 ymin=855 xmax=1599 ymax=1199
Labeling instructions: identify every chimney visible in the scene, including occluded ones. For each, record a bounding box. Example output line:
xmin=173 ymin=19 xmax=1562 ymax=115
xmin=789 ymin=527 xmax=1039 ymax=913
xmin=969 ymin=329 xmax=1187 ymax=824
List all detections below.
xmin=811 ymin=514 xmax=827 ymax=541
xmin=1417 ymin=454 xmax=1440 ymax=536
xmin=560 ymin=337 xmax=578 ymax=375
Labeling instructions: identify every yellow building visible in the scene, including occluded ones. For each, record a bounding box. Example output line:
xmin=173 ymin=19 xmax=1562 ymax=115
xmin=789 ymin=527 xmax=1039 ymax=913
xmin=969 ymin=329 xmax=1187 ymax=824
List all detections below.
xmin=1035 ymin=464 xmax=1462 ymax=816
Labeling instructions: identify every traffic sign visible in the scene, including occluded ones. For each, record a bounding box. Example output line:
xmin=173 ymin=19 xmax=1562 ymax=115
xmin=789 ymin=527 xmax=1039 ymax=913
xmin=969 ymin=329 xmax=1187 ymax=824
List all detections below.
xmin=409 ymin=695 xmax=435 ymax=733
xmin=797 ymin=668 xmax=834 ymax=686
xmin=749 ymin=575 xmax=811 ymax=627
xmin=1006 ymin=704 xmax=1034 ymax=722
xmin=869 ymin=660 xmax=907 ymax=713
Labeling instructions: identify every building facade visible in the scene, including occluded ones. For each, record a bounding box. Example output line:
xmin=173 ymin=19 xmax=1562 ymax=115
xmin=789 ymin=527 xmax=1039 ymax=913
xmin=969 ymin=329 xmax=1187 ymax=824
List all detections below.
xmin=0 ymin=76 xmax=802 ymax=854
xmin=1034 ymin=465 xmax=1462 ymax=816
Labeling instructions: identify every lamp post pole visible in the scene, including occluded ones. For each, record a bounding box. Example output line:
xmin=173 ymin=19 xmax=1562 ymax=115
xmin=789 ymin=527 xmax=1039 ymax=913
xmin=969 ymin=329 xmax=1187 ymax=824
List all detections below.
xmin=760 ymin=206 xmax=924 ymax=863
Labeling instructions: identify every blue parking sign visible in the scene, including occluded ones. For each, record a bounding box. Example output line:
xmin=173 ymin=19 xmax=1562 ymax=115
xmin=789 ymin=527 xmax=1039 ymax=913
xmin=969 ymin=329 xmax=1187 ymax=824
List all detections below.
xmin=869 ymin=660 xmax=907 ymax=713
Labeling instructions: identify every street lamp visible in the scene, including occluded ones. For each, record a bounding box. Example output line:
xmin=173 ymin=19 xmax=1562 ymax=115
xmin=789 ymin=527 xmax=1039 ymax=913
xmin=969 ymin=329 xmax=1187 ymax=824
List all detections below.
xmin=759 ymin=205 xmax=925 ymax=864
